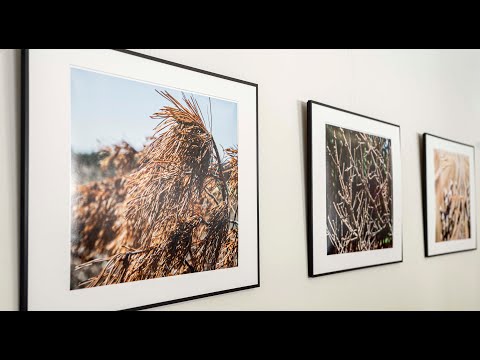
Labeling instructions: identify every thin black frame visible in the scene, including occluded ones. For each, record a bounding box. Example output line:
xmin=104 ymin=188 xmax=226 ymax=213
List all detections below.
xmin=422 ymin=133 xmax=477 ymax=258
xmin=307 ymin=100 xmax=403 ymax=277
xmin=21 ymin=49 xmax=260 ymax=311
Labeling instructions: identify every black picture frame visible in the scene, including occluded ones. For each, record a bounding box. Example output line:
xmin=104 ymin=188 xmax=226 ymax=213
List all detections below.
xmin=422 ymin=133 xmax=477 ymax=257
xmin=21 ymin=49 xmax=260 ymax=311
xmin=307 ymin=100 xmax=403 ymax=277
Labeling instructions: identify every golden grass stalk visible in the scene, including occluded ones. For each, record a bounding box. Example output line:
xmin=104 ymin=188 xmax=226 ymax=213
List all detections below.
xmin=434 ymin=149 xmax=471 ymax=242
xmin=72 ymin=91 xmax=238 ymax=288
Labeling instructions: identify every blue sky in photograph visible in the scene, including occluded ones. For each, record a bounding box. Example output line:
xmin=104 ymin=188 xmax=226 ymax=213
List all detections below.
xmin=71 ymin=68 xmax=237 ymax=159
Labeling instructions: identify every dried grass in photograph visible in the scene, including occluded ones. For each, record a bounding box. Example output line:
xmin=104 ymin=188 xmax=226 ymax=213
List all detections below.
xmin=326 ymin=125 xmax=393 ymax=255
xmin=434 ymin=149 xmax=470 ymax=242
xmin=70 ymin=91 xmax=238 ymax=289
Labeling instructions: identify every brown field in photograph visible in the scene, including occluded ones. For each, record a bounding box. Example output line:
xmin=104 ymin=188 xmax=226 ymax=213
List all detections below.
xmin=326 ymin=125 xmax=393 ymax=255
xmin=71 ymin=91 xmax=238 ymax=289
xmin=434 ymin=149 xmax=470 ymax=242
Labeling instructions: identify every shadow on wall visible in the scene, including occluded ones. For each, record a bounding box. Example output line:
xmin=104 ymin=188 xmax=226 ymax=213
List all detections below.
xmin=297 ymin=100 xmax=308 ymax=273
xmin=418 ymin=133 xmax=428 ymax=257
xmin=0 ymin=49 xmax=21 ymax=310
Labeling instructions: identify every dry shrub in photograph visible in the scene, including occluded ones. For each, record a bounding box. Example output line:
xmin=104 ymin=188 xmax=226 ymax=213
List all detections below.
xmin=71 ymin=91 xmax=238 ymax=289
xmin=326 ymin=125 xmax=393 ymax=255
xmin=434 ymin=149 xmax=470 ymax=242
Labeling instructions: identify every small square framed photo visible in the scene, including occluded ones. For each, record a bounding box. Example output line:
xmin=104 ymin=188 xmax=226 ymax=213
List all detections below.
xmin=307 ymin=101 xmax=403 ymax=276
xmin=423 ymin=133 xmax=477 ymax=257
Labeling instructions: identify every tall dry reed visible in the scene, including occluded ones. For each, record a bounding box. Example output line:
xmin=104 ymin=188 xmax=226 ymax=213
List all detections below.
xmin=71 ymin=91 xmax=238 ymax=289
xmin=434 ymin=149 xmax=471 ymax=242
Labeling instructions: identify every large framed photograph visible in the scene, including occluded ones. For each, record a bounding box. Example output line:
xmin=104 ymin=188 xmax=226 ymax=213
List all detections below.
xmin=307 ymin=101 xmax=402 ymax=276
xmin=423 ymin=133 xmax=477 ymax=257
xmin=21 ymin=49 xmax=259 ymax=310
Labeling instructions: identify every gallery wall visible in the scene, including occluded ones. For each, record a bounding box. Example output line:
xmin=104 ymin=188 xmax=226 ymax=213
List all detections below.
xmin=1 ymin=48 xmax=480 ymax=310
xmin=0 ymin=49 xmax=19 ymax=311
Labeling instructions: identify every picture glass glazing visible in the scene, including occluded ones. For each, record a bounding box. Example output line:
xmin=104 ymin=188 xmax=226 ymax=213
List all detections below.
xmin=309 ymin=101 xmax=402 ymax=276
xmin=433 ymin=149 xmax=471 ymax=242
xmin=70 ymin=68 xmax=239 ymax=290
xmin=325 ymin=124 xmax=393 ymax=255
xmin=423 ymin=133 xmax=476 ymax=257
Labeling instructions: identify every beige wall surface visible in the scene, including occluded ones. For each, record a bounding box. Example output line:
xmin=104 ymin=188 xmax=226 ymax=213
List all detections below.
xmin=0 ymin=49 xmax=19 ymax=310
xmin=1 ymin=49 xmax=480 ymax=310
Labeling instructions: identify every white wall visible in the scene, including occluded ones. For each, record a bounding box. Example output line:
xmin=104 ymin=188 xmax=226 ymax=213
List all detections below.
xmin=1 ymin=49 xmax=480 ymax=310
xmin=0 ymin=49 xmax=19 ymax=310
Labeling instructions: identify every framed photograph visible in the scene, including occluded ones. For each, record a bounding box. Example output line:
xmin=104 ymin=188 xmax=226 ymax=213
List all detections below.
xmin=307 ymin=101 xmax=402 ymax=276
xmin=21 ymin=49 xmax=259 ymax=310
xmin=423 ymin=133 xmax=477 ymax=257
